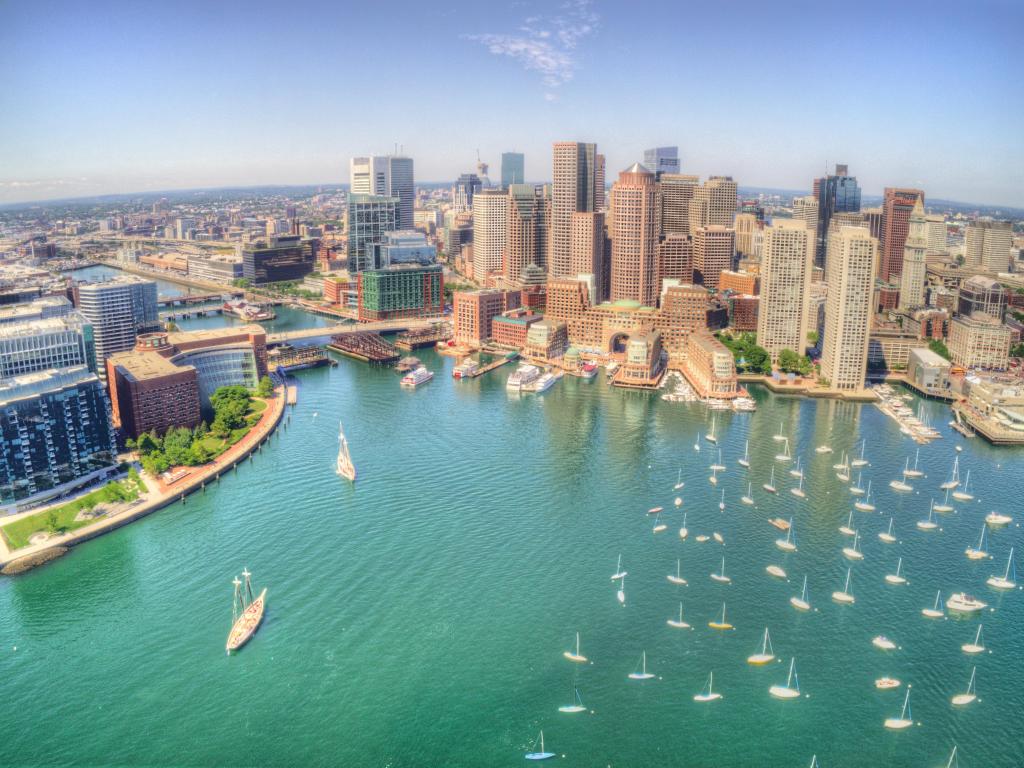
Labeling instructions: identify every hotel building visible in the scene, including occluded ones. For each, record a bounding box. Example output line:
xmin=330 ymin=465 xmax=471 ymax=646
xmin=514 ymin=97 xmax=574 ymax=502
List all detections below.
xmin=681 ymin=331 xmax=738 ymax=399
xmin=757 ymin=219 xmax=812 ymax=362
xmin=609 ymin=164 xmax=659 ymax=306
xmin=452 ymin=289 xmax=521 ymax=346
xmin=949 ymin=313 xmax=1011 ymax=371
xmin=821 ymin=226 xmax=878 ymax=390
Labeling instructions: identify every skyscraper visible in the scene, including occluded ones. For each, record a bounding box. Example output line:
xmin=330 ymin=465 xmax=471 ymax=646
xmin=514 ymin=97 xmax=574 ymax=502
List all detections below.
xmin=550 ymin=142 xmax=603 ymax=278
xmin=500 ymin=152 xmax=525 ymax=188
xmin=924 ymin=214 xmax=948 ymax=253
xmin=76 ymin=277 xmax=158 ymax=382
xmin=503 ymin=184 xmax=549 ymax=283
xmin=898 ymin=199 xmax=928 ymax=310
xmin=757 ymin=219 xmax=812 ymax=362
xmin=643 ymin=146 xmax=680 ymax=177
xmin=880 ymin=187 xmax=924 ymax=282
xmin=733 ymin=212 xmax=759 ymax=257
xmin=962 ymin=219 xmax=1013 ymax=272
xmin=657 ymin=234 xmax=693 ymax=286
xmin=452 ymin=173 xmax=482 ymax=213
xmin=349 ymin=155 xmax=415 ymax=230
xmin=610 ymin=164 xmax=659 ymax=305
xmin=812 ymin=164 xmax=861 ymax=268
xmin=571 ymin=212 xmax=606 ymax=298
xmin=471 ymin=189 xmax=508 ymax=278
xmin=688 ymin=176 xmax=737 ymax=231
xmin=693 ymin=226 xmax=735 ymax=290
xmin=821 ymin=225 xmax=878 ymax=390
xmin=347 ymin=194 xmax=399 ymax=272
xmin=658 ymin=174 xmax=699 ymax=236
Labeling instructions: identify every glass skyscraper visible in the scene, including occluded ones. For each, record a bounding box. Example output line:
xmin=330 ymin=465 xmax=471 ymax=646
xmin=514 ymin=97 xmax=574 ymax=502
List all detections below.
xmin=813 ymin=164 xmax=862 ymax=268
xmin=501 ymin=152 xmax=525 ymax=188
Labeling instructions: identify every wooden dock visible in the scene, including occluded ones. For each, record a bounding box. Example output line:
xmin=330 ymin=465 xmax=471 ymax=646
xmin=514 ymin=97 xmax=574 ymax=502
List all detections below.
xmin=395 ymin=323 xmax=452 ymax=351
xmin=327 ymin=332 xmax=399 ymax=363
xmin=465 ymin=353 xmax=518 ymax=378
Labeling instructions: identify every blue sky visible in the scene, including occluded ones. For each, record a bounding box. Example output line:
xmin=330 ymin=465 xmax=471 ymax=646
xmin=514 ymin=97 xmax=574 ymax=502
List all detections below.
xmin=1 ymin=0 xmax=1021 ymax=206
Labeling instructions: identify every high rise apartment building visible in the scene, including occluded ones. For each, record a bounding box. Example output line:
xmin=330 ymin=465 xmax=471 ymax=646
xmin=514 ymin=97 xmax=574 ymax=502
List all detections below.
xmin=688 ymin=176 xmax=737 ymax=232
xmin=925 ymin=214 xmax=948 ymax=253
xmin=693 ymin=226 xmax=735 ymax=290
xmin=571 ymin=212 xmax=606 ymax=299
xmin=898 ymin=199 xmax=928 ymax=310
xmin=0 ymin=314 xmax=95 ymax=378
xmin=471 ymin=189 xmax=508 ymax=278
xmin=350 ymin=155 xmax=415 ymax=230
xmin=500 ymin=152 xmax=525 ymax=188
xmin=452 ymin=173 xmax=482 ymax=213
xmin=609 ymin=164 xmax=659 ymax=306
xmin=503 ymin=184 xmax=549 ymax=283
xmin=962 ymin=219 xmax=1013 ymax=272
xmin=880 ymin=187 xmax=924 ymax=282
xmin=550 ymin=142 xmax=604 ymax=278
xmin=821 ymin=226 xmax=878 ymax=390
xmin=733 ymin=212 xmax=759 ymax=257
xmin=757 ymin=219 xmax=812 ymax=362
xmin=76 ymin=277 xmax=158 ymax=382
xmin=347 ymin=195 xmax=399 ymax=272
xmin=658 ymin=174 xmax=699 ymax=236
xmin=812 ymin=164 xmax=861 ymax=268
xmin=642 ymin=146 xmax=680 ymax=177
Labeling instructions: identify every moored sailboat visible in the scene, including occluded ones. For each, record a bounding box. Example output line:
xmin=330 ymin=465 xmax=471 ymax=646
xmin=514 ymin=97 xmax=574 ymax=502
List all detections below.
xmin=950 ymin=667 xmax=977 ymax=707
xmin=563 ymin=632 xmax=588 ymax=663
xmin=961 ymin=624 xmax=985 ymax=655
xmin=853 ymin=481 xmax=875 ymax=512
xmin=790 ymin=575 xmax=811 ymax=611
xmin=832 ymin=568 xmax=855 ymax=604
xmin=769 ymin=657 xmax=801 ymax=699
xmin=746 ymin=627 xmax=775 ymax=665
xmin=951 ymin=470 xmax=973 ymax=501
xmin=965 ymin=525 xmax=988 ymax=560
xmin=921 ymin=590 xmax=944 ymax=618
xmin=879 ymin=517 xmax=896 ymax=543
xmin=627 ymin=651 xmax=655 ymax=680
xmin=708 ymin=602 xmax=733 ymax=630
xmin=883 ymin=686 xmax=914 ymax=730
xmin=524 ymin=731 xmax=555 ymax=761
xmin=711 ymin=556 xmax=731 ymax=583
xmin=940 ymin=456 xmax=960 ymax=490
xmin=558 ymin=686 xmax=586 ymax=714
xmin=763 ymin=466 xmax=778 ymax=494
xmin=667 ymin=601 xmax=691 ymax=629
xmin=776 ymin=519 xmax=797 ymax=552
xmin=885 ymin=557 xmax=907 ymax=585
xmin=226 ymin=569 xmax=267 ymax=654
xmin=986 ymin=547 xmax=1016 ymax=590
xmin=667 ymin=558 xmax=687 ymax=585
xmin=693 ymin=671 xmax=722 ymax=702
xmin=738 ymin=440 xmax=750 ymax=468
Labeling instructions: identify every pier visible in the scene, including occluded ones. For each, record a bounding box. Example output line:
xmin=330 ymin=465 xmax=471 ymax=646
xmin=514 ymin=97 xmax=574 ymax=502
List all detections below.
xmin=461 ymin=352 xmax=519 ymax=378
xmin=327 ymin=332 xmax=400 ymax=363
xmin=395 ymin=323 xmax=452 ymax=351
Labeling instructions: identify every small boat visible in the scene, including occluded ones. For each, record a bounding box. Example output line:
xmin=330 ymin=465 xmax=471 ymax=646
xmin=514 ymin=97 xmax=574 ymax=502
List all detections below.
xmin=917 ymin=500 xmax=939 ymax=531
xmin=563 ymin=632 xmax=588 ymax=663
xmin=775 ymin=437 xmax=792 ymax=463
xmin=335 ymin=421 xmax=356 ymax=482
xmin=961 ymin=624 xmax=985 ymax=655
xmin=939 ymin=746 xmax=959 ymax=768
xmin=674 ymin=496 xmax=683 ymax=507
xmin=451 ymin=358 xmax=478 ymax=378
xmin=773 ymin=422 xmax=786 ymax=442
xmin=694 ymin=671 xmax=722 ymax=702
xmin=628 ymin=651 xmax=655 ymax=680
xmin=696 ymin=534 xmax=710 ymax=543
xmin=226 ymin=569 xmax=267 ymax=654
xmin=741 ymin=483 xmax=754 ymax=505
xmin=558 ymin=686 xmax=586 ymax=714
xmin=883 ymin=686 xmax=914 ymax=730
xmin=849 ymin=471 xmax=865 ymax=496
xmin=946 ymin=592 xmax=987 ymax=614
xmin=921 ymin=590 xmax=944 ymax=619
xmin=710 ymin=449 xmax=726 ymax=472
xmin=815 ymin=444 xmax=833 ymax=454
xmin=400 ymin=366 xmax=434 ymax=387
xmin=524 ymin=730 xmax=555 ymax=761
xmin=789 ymin=456 xmax=803 ymax=479
xmin=790 ymin=575 xmax=811 ymax=611
xmin=986 ymin=547 xmax=1016 ymax=590
xmin=940 ymin=456 xmax=960 ymax=490
xmin=705 ymin=415 xmax=718 ymax=444
xmin=769 ymin=657 xmax=801 ymax=699
xmin=876 ymin=677 xmax=901 ymax=690
xmin=985 ymin=510 xmax=1012 ymax=526
xmin=836 ymin=453 xmax=850 ymax=482
xmin=839 ymin=510 xmax=856 ymax=536
xmin=708 ymin=603 xmax=733 ymax=630
xmin=611 ymin=554 xmax=627 ymax=581
xmin=766 ymin=564 xmax=787 ymax=579
xmin=933 ymin=488 xmax=954 ymax=514
xmin=711 ymin=557 xmax=731 ymax=583
xmin=616 ymin=576 xmax=626 ymax=605
xmin=873 ymin=635 xmax=897 ymax=651
xmin=904 ymin=449 xmax=924 ymax=478
xmin=667 ymin=602 xmax=691 ymax=629
xmin=885 ymin=557 xmax=907 ymax=585
xmin=832 ymin=568 xmax=855 ymax=604
xmin=747 ymin=627 xmax=775 ymax=665
xmin=647 ymin=506 xmax=664 ymax=515
xmin=713 ymin=531 xmax=724 ymax=545
xmin=718 ymin=488 xmax=726 ymax=512
xmin=853 ymin=481 xmax=875 ymax=512
xmin=652 ymin=513 xmax=667 ymax=534
xmin=679 ymin=512 xmax=689 ymax=540
xmin=776 ymin=520 xmax=797 ymax=552
xmin=667 ymin=558 xmax=687 ymax=585
xmin=769 ymin=517 xmax=790 ymax=531
xmin=951 ymin=470 xmax=973 ymax=501
xmin=674 ymin=468 xmax=685 ymax=490
xmin=738 ymin=440 xmax=750 ymax=468
xmin=890 ymin=477 xmax=913 ymax=493
xmin=851 ymin=439 xmax=869 ymax=467
xmin=879 ymin=517 xmax=896 ymax=544
xmin=951 ymin=667 xmax=978 ymax=707
xmin=832 ymin=454 xmax=848 ymax=471
xmin=841 ymin=531 xmax=863 ymax=561
xmin=763 ymin=466 xmax=778 ymax=494
xmin=791 ymin=474 xmax=806 ymax=499
xmin=709 ymin=466 xmax=718 ymax=485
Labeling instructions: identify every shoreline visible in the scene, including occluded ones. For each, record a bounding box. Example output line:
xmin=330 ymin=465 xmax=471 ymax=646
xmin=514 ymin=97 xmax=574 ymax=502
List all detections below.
xmin=737 ymin=374 xmax=878 ymax=402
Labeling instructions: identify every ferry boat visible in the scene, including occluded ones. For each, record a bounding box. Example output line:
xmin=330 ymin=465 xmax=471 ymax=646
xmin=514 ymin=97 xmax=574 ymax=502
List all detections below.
xmin=506 ymin=364 xmax=541 ymax=391
xmin=732 ymin=396 xmax=757 ymax=412
xmin=335 ymin=421 xmax=356 ymax=481
xmin=452 ymin=359 xmax=479 ymax=379
xmin=580 ymin=362 xmax=599 ymax=379
xmin=400 ymin=366 xmax=433 ymax=388
xmin=945 ymin=592 xmax=987 ymax=614
xmin=223 ymin=298 xmax=275 ymax=321
xmin=527 ymin=372 xmax=558 ymax=393
xmin=226 ymin=569 xmax=267 ymax=653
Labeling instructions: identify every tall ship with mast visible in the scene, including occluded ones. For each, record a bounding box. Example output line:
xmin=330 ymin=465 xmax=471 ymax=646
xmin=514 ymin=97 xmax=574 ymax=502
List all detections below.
xmin=336 ymin=421 xmax=356 ymax=482
xmin=226 ymin=569 xmax=267 ymax=654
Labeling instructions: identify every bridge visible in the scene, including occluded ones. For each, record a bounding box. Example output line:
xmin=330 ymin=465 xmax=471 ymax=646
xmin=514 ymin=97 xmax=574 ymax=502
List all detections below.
xmin=267 ymin=318 xmax=442 ymax=344
xmin=157 ymin=292 xmax=240 ymax=307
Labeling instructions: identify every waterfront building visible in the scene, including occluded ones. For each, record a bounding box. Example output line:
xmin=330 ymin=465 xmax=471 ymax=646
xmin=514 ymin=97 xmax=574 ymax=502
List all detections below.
xmin=813 ymin=164 xmax=861 ymax=268
xmin=491 ymin=308 xmax=542 ymax=348
xmin=962 ymin=219 xmax=1013 ymax=272
xmin=472 ymin=189 xmax=508 ymax=279
xmin=925 ymin=214 xmax=948 ymax=254
xmin=867 ymin=326 xmax=926 ymax=371
xmin=551 ymin=142 xmax=604 ymax=278
xmin=503 ymin=184 xmax=549 ymax=283
xmin=0 ymin=295 xmax=73 ymax=325
xmin=369 ymin=230 xmax=436 ymax=267
xmin=242 ymin=235 xmax=315 ymax=284
xmin=642 ymin=146 xmax=680 ymax=177
xmin=949 ymin=312 xmax=1011 ymax=371
xmin=733 ymin=212 xmax=759 ymax=257
xmin=658 ymin=174 xmax=699 ymax=237
xmin=452 ymin=289 xmax=521 ymax=345
xmin=107 ymin=345 xmax=201 ymax=439
xmin=821 ymin=225 xmax=878 ymax=390
xmin=757 ymin=219 xmax=812 ymax=362
xmin=726 ymin=294 xmax=759 ymax=332
xmin=452 ymin=173 xmax=483 ymax=213
xmin=524 ymin=319 xmax=569 ymax=363
xmin=658 ymin=234 xmax=693 ymax=287
xmin=610 ymin=164 xmax=659 ymax=306
xmin=0 ymin=366 xmax=117 ymax=507
xmin=356 ymin=265 xmax=444 ymax=322
xmin=187 ymin=253 xmax=243 ymax=284
xmin=957 ymin=275 xmax=1006 ymax=320
xmin=880 ymin=187 xmax=925 ymax=282
xmin=615 ymin=331 xmax=665 ymax=388
xmin=681 ymin=330 xmax=738 ymax=399
xmin=76 ymin=277 xmax=159 ymax=383
xmin=718 ymin=269 xmax=759 ymax=296
xmin=907 ymin=347 xmax=952 ymax=396
xmin=346 ymin=195 xmax=399 ymax=273
xmin=898 ymin=199 xmax=928 ymax=310
xmin=693 ymin=225 xmax=735 ymax=290
xmin=0 ymin=313 xmax=96 ymax=378
xmin=571 ymin=212 xmax=606 ymax=300
xmin=688 ymin=176 xmax=737 ymax=232
xmin=350 ymin=155 xmax=415 ymax=230
xmin=500 ymin=152 xmax=525 ymax=188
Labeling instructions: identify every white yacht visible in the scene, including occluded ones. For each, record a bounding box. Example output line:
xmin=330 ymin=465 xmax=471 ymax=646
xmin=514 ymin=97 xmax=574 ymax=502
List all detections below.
xmin=790 ymin=575 xmax=811 ymax=611
xmin=527 ymin=372 xmax=557 ymax=393
xmin=400 ymin=366 xmax=433 ymax=388
xmin=945 ymin=592 xmax=987 ymax=614
xmin=506 ymin=364 xmax=540 ymax=392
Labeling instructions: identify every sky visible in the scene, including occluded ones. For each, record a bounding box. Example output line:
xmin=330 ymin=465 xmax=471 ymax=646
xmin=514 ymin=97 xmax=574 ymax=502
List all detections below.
xmin=1 ymin=0 xmax=1022 ymax=207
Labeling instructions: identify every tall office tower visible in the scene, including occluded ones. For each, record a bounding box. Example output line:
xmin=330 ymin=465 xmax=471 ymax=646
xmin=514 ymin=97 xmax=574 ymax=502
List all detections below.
xmin=962 ymin=219 xmax=1013 ymax=271
xmin=812 ymin=164 xmax=861 ymax=268
xmin=349 ymin=155 xmax=415 ymax=230
xmin=657 ymin=233 xmax=693 ymax=286
xmin=792 ymin=195 xmax=820 ymax=266
xmin=609 ymin=164 xmax=659 ymax=306
xmin=643 ymin=146 xmax=680 ymax=177
xmin=733 ymin=212 xmax=759 ymax=256
xmin=880 ymin=187 xmax=925 ymax=282
xmin=550 ymin=142 xmax=602 ymax=278
xmin=924 ymin=214 xmax=948 ymax=253
xmin=821 ymin=226 xmax=878 ymax=390
xmin=452 ymin=173 xmax=482 ymax=213
xmin=471 ymin=189 xmax=508 ymax=279
xmin=692 ymin=226 xmax=735 ymax=290
xmin=757 ymin=219 xmax=812 ymax=362
xmin=76 ymin=277 xmax=158 ymax=382
xmin=862 ymin=207 xmax=884 ymax=242
xmin=503 ymin=184 xmax=549 ymax=283
xmin=571 ymin=212 xmax=606 ymax=298
xmin=688 ymin=176 xmax=738 ymax=232
xmin=347 ymin=194 xmax=399 ymax=272
xmin=898 ymin=199 xmax=928 ymax=310
xmin=658 ymin=174 xmax=699 ymax=236
xmin=501 ymin=152 xmax=525 ymax=188
xmin=957 ymin=275 xmax=1007 ymax=320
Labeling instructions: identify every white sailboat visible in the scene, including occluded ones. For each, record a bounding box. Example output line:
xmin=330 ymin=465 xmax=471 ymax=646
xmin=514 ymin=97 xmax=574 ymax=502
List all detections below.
xmin=667 ymin=602 xmax=691 ymax=629
xmin=652 ymin=512 xmax=667 ymax=534
xmin=674 ymin=496 xmax=683 ymax=507
xmin=791 ymin=474 xmax=806 ymax=499
xmin=853 ymin=481 xmax=875 ymax=512
xmin=922 ymin=590 xmax=944 ymax=618
xmin=705 ymin=415 xmax=718 ymax=444
xmin=841 ymin=531 xmax=863 ymax=561
xmin=709 ymin=465 xmax=719 ymax=485
xmin=986 ymin=547 xmax=1016 ymax=590
xmin=766 ymin=564 xmax=787 ymax=579
xmin=835 ymin=452 xmax=850 ymax=482
xmin=883 ymin=685 xmax=914 ymax=730
xmin=851 ymin=439 xmax=869 ymax=467
xmin=674 ymin=468 xmax=685 ymax=491
xmin=616 ymin=575 xmax=626 ymax=605
xmin=718 ymin=488 xmax=726 ymax=511
xmin=790 ymin=575 xmax=811 ymax=611
xmin=839 ymin=510 xmax=856 ymax=536
xmin=558 ymin=686 xmax=586 ymax=714
xmin=961 ymin=624 xmax=985 ymax=655
xmin=816 ymin=443 xmax=832 ymax=454
xmin=628 ymin=651 xmax=655 ymax=680
xmin=713 ymin=531 xmax=724 ymax=544
xmin=693 ymin=671 xmax=722 ymax=702
xmin=741 ymin=483 xmax=754 ymax=505
xmin=769 ymin=657 xmax=801 ymax=699
xmin=773 ymin=422 xmax=786 ymax=442
xmin=776 ymin=520 xmax=797 ymax=552
xmin=789 ymin=456 xmax=803 ymax=479
xmin=938 ymin=746 xmax=959 ymax=768
xmin=904 ymin=448 xmax=924 ymax=478
xmin=667 ymin=558 xmax=687 ymax=585
xmin=879 ymin=517 xmax=896 ymax=543
xmin=710 ymin=449 xmax=726 ymax=472
xmin=985 ymin=509 xmax=1012 ymax=526
xmin=885 ymin=557 xmax=907 ymax=585
xmin=775 ymin=437 xmax=792 ymax=463
xmin=678 ymin=512 xmax=689 ymax=540
xmin=563 ymin=632 xmax=588 ymax=663
xmin=917 ymin=500 xmax=939 ymax=531
xmin=951 ymin=470 xmax=973 ymax=501
xmin=965 ymin=525 xmax=988 ymax=560
xmin=738 ymin=440 xmax=750 ymax=468
xmin=746 ymin=627 xmax=775 ymax=665
xmin=950 ymin=667 xmax=977 ymax=707
xmin=524 ymin=731 xmax=555 ymax=761
xmin=711 ymin=556 xmax=731 ymax=583
xmin=940 ymin=455 xmax=960 ymax=490
xmin=335 ymin=421 xmax=356 ymax=481
xmin=890 ymin=458 xmax=913 ymax=492
xmin=933 ymin=488 xmax=954 ymax=514
xmin=832 ymin=568 xmax=855 ymax=604
xmin=873 ymin=635 xmax=897 ymax=650
xmin=849 ymin=471 xmax=865 ymax=496
xmin=708 ymin=602 xmax=733 ymax=630
xmin=610 ymin=554 xmax=627 ymax=581
xmin=763 ymin=466 xmax=778 ymax=494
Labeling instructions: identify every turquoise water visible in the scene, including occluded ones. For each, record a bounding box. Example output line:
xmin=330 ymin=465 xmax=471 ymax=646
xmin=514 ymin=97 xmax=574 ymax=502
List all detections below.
xmin=1 ymin=318 xmax=1023 ymax=765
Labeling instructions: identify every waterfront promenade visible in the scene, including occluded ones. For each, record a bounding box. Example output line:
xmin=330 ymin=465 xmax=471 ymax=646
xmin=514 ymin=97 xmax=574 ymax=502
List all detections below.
xmin=0 ymin=385 xmax=288 ymax=574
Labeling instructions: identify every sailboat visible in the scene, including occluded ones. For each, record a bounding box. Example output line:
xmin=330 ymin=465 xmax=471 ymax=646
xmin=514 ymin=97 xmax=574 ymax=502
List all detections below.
xmin=775 ymin=437 xmax=792 ymax=463
xmin=718 ymin=488 xmax=726 ymax=511
xmin=766 ymin=564 xmax=787 ymax=579
xmin=769 ymin=658 xmax=801 ymax=699
xmin=741 ymin=483 xmax=754 ymax=505
xmin=674 ymin=496 xmax=683 ymax=507
xmin=708 ymin=602 xmax=733 ymax=630
xmin=816 ymin=443 xmax=833 ymax=454
xmin=335 ymin=421 xmax=356 ymax=481
xmin=885 ymin=557 xmax=907 ymax=585
xmin=667 ymin=558 xmax=687 ymax=585
xmin=705 ymin=415 xmax=718 ymax=444
xmin=938 ymin=746 xmax=959 ymax=768
xmin=773 ymin=422 xmax=787 ymax=442
xmin=873 ymin=635 xmax=897 ymax=650
xmin=922 ymin=591 xmax=944 ymax=619
xmin=524 ymin=731 xmax=555 ymax=761
xmin=904 ymin=448 xmax=924 ymax=478
xmin=917 ymin=500 xmax=939 ymax=531
xmin=832 ymin=568 xmax=855 ymax=604
xmin=841 ymin=531 xmax=863 ymax=561
xmin=933 ymin=488 xmax=954 ymax=514
xmin=616 ymin=575 xmax=626 ymax=605
xmin=965 ymin=525 xmax=988 ymax=560
xmin=890 ymin=458 xmax=913 ymax=492
xmin=558 ymin=686 xmax=586 ymax=714
xmin=226 ymin=570 xmax=267 ymax=654
xmin=674 ymin=468 xmax=685 ymax=490
xmin=693 ymin=671 xmax=722 ymax=702
xmin=763 ymin=466 xmax=778 ymax=494
xmin=985 ymin=509 xmax=1012 ymax=526
xmin=940 ymin=456 xmax=960 ymax=490
xmin=809 ymin=755 xmax=821 ymax=768
xmin=854 ymin=481 xmax=875 ymax=512
xmin=709 ymin=466 xmax=719 ymax=485
xmin=986 ymin=547 xmax=1016 ymax=590
xmin=678 ymin=512 xmax=689 ymax=540
xmin=652 ymin=512 xmax=667 ymax=534
xmin=883 ymin=686 xmax=914 ymax=729
xmin=839 ymin=510 xmax=856 ymax=536
xmin=879 ymin=517 xmax=896 ymax=543
xmin=951 ymin=470 xmax=973 ymax=501
xmin=563 ymin=632 xmax=588 ymax=663
xmin=790 ymin=575 xmax=811 ymax=611
xmin=789 ymin=456 xmax=803 ymax=479
xmin=710 ymin=449 xmax=726 ymax=472
xmin=611 ymin=554 xmax=627 ymax=580
xmin=849 ymin=471 xmax=865 ymax=496
xmin=667 ymin=602 xmax=691 ymax=629
xmin=711 ymin=557 xmax=731 ymax=583
xmin=738 ymin=440 xmax=750 ymax=468
xmin=851 ymin=439 xmax=868 ymax=467
xmin=627 ymin=651 xmax=655 ymax=680
xmin=832 ymin=454 xmax=848 ymax=471
xmin=746 ymin=627 xmax=775 ymax=665
xmin=951 ymin=667 xmax=978 ymax=706
xmin=776 ymin=520 xmax=797 ymax=552
xmin=836 ymin=452 xmax=850 ymax=483
xmin=791 ymin=474 xmax=806 ymax=499
xmin=961 ymin=624 xmax=985 ymax=655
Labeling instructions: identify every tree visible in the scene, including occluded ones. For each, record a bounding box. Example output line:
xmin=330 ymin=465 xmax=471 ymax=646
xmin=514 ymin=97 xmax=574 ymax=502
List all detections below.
xmin=807 ymin=331 xmax=819 ymax=345
xmin=162 ymin=427 xmax=194 ymax=467
xmin=928 ymin=338 xmax=952 ymax=361
xmin=136 ymin=431 xmax=160 ymax=456
xmin=187 ymin=441 xmax=212 ymax=466
xmin=45 ymin=511 xmax=59 ymax=535
xmin=257 ymin=375 xmax=274 ymax=398
xmin=212 ymin=399 xmax=248 ymax=435
xmin=778 ymin=348 xmax=800 ymax=373
xmin=210 ymin=385 xmax=251 ymax=412
xmin=1011 ymin=342 xmax=1024 ymax=358
xmin=141 ymin=451 xmax=170 ymax=477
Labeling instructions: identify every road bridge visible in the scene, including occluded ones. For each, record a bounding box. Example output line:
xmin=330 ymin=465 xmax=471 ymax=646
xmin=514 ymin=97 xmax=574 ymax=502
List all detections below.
xmin=267 ymin=318 xmax=440 ymax=344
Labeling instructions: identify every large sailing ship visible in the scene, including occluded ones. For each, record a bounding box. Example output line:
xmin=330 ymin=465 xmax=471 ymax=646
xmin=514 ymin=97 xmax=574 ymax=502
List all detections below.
xmin=336 ymin=421 xmax=356 ymax=481
xmin=226 ymin=569 xmax=267 ymax=653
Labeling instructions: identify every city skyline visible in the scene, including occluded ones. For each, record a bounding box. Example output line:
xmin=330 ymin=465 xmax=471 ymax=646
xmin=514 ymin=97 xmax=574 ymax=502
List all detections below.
xmin=2 ymin=0 xmax=1022 ymax=207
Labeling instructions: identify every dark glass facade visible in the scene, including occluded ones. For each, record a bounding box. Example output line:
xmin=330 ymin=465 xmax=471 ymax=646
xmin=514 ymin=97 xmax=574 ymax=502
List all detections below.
xmin=242 ymin=236 xmax=314 ymax=284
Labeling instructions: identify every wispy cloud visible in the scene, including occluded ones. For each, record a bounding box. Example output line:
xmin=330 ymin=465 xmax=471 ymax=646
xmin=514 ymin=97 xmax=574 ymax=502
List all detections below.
xmin=463 ymin=0 xmax=599 ymax=99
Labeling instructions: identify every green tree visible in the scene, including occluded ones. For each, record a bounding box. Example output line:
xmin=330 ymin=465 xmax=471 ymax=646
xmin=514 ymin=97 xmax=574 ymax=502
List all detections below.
xmin=45 ymin=511 xmax=59 ymax=534
xmin=187 ymin=441 xmax=212 ymax=466
xmin=807 ymin=331 xmax=819 ymax=345
xmin=257 ymin=375 xmax=274 ymax=398
xmin=141 ymin=451 xmax=170 ymax=477
xmin=210 ymin=385 xmax=251 ymax=412
xmin=778 ymin=348 xmax=800 ymax=373
xmin=136 ymin=431 xmax=160 ymax=456
xmin=212 ymin=400 xmax=248 ymax=435
xmin=1010 ymin=342 xmax=1024 ymax=358
xmin=162 ymin=427 xmax=194 ymax=466
xmin=928 ymin=338 xmax=952 ymax=361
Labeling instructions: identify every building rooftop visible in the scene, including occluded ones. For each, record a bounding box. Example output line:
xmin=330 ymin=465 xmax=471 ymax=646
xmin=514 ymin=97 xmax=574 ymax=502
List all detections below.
xmin=108 ymin=350 xmax=190 ymax=381
xmin=0 ymin=365 xmax=98 ymax=404
xmin=165 ymin=324 xmax=265 ymax=345
xmin=0 ymin=313 xmax=89 ymax=340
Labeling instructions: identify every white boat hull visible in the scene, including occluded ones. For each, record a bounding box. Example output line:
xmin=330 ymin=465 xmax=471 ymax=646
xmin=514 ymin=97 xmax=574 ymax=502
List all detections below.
xmin=769 ymin=685 xmax=800 ymax=699
xmin=832 ymin=592 xmax=855 ymax=604
xmin=790 ymin=597 xmax=810 ymax=611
